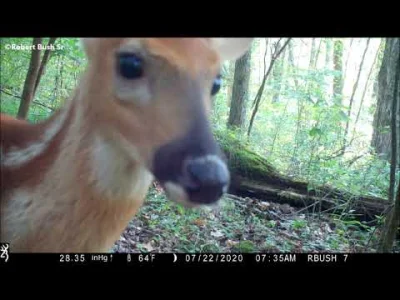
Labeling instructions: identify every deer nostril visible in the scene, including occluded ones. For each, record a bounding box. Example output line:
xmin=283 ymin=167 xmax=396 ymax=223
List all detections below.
xmin=181 ymin=155 xmax=230 ymax=204
xmin=184 ymin=155 xmax=229 ymax=189
xmin=186 ymin=160 xmax=208 ymax=184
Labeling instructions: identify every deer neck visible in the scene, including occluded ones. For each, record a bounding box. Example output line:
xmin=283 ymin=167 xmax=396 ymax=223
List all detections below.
xmin=1 ymin=87 xmax=153 ymax=252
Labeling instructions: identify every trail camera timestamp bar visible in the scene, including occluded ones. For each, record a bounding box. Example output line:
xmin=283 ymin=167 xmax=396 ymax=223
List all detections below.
xmin=2 ymin=250 xmax=367 ymax=268
xmin=56 ymin=253 xmax=347 ymax=265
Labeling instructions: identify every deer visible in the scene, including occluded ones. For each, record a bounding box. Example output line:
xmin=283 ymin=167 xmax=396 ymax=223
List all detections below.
xmin=0 ymin=38 xmax=253 ymax=253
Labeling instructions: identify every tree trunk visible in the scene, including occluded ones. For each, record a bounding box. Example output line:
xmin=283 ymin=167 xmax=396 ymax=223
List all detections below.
xmin=371 ymin=38 xmax=400 ymax=163
xmin=271 ymin=49 xmax=284 ymax=103
xmin=313 ymin=39 xmax=323 ymax=69
xmin=288 ymin=41 xmax=299 ymax=89
xmin=378 ymin=184 xmax=400 ymax=252
xmin=325 ymin=39 xmax=332 ymax=69
xmin=225 ymin=62 xmax=235 ymax=107
xmin=33 ymin=38 xmax=57 ymax=96
xmin=287 ymin=40 xmax=302 ymax=174
xmin=324 ymin=39 xmax=332 ymax=98
xmin=343 ymin=38 xmax=354 ymax=85
xmin=309 ymin=38 xmax=317 ymax=69
xmin=227 ymin=47 xmax=252 ymax=131
xmin=17 ymin=38 xmax=42 ymax=119
xmin=343 ymin=38 xmax=371 ymax=148
xmin=378 ymin=44 xmax=400 ymax=251
xmin=333 ymin=39 xmax=344 ymax=105
xmin=247 ymin=38 xmax=291 ymax=138
xmin=352 ymin=43 xmax=381 ymax=137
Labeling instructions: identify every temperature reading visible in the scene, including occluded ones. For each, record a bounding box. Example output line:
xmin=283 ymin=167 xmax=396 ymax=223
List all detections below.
xmin=138 ymin=254 xmax=156 ymax=263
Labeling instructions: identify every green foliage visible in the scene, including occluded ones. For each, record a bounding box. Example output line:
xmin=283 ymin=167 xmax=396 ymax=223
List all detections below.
xmin=291 ymin=219 xmax=307 ymax=230
xmin=1 ymin=37 xmax=85 ymax=122
xmin=111 ymin=187 xmax=382 ymax=253
xmin=235 ymin=240 xmax=255 ymax=252
xmin=212 ymin=38 xmax=392 ymax=200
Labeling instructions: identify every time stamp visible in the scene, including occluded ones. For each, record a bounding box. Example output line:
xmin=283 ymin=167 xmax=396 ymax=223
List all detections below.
xmin=59 ymin=253 xmax=347 ymax=264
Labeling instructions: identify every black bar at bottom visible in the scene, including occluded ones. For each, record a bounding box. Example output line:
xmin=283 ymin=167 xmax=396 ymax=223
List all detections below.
xmin=1 ymin=253 xmax=399 ymax=269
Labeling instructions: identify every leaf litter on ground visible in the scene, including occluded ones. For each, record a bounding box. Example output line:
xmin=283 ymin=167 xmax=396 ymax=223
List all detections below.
xmin=112 ymin=187 xmax=397 ymax=253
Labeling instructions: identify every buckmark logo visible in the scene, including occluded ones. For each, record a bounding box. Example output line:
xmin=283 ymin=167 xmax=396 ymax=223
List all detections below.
xmin=0 ymin=243 xmax=10 ymax=263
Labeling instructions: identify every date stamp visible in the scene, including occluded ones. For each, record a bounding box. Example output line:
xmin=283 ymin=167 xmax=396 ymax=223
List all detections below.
xmin=184 ymin=254 xmax=244 ymax=263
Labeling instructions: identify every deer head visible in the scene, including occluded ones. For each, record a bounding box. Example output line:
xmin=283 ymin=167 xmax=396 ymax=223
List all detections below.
xmin=80 ymin=37 xmax=253 ymax=207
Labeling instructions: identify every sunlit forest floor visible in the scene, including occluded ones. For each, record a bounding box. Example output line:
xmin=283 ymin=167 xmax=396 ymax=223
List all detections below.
xmin=112 ymin=184 xmax=400 ymax=254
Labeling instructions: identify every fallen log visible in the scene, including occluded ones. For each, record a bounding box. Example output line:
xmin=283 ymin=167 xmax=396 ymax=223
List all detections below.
xmin=233 ymin=177 xmax=390 ymax=223
xmin=215 ymin=130 xmax=390 ymax=223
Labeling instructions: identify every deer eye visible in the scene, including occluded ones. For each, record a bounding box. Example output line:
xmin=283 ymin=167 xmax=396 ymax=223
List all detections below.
xmin=211 ymin=74 xmax=222 ymax=96
xmin=117 ymin=53 xmax=144 ymax=79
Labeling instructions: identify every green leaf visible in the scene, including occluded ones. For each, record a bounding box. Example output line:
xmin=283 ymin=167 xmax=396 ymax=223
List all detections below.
xmin=339 ymin=110 xmax=349 ymax=121
xmin=236 ymin=240 xmax=255 ymax=253
xmin=176 ymin=204 xmax=185 ymax=215
xmin=309 ymin=127 xmax=323 ymax=137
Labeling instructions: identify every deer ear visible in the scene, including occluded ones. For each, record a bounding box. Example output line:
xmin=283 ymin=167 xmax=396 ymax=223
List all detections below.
xmin=211 ymin=38 xmax=254 ymax=61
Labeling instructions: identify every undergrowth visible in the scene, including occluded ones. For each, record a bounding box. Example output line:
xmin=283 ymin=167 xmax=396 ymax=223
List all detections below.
xmin=112 ymin=187 xmax=393 ymax=253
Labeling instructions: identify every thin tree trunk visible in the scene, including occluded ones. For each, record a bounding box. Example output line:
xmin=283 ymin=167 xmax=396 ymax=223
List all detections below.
xmin=250 ymin=39 xmax=269 ymax=111
xmin=17 ymin=38 xmax=42 ymax=119
xmin=325 ymin=39 xmax=333 ymax=99
xmin=313 ymin=39 xmax=323 ymax=69
xmin=288 ymin=41 xmax=299 ymax=89
xmin=287 ymin=41 xmax=302 ymax=174
xmin=269 ymin=100 xmax=290 ymax=155
xmin=271 ymin=47 xmax=287 ymax=103
xmin=309 ymin=38 xmax=317 ymax=69
xmin=33 ymin=37 xmax=57 ymax=96
xmin=258 ymin=39 xmax=269 ymax=84
xmin=351 ymin=43 xmax=381 ymax=138
xmin=343 ymin=38 xmax=371 ymax=149
xmin=247 ymin=38 xmax=291 ymax=138
xmin=262 ymin=39 xmax=269 ymax=83
xmin=52 ymin=54 xmax=61 ymax=106
xmin=224 ymin=62 xmax=235 ymax=107
xmin=342 ymin=38 xmax=354 ymax=84
xmin=333 ymin=39 xmax=344 ymax=104
xmin=280 ymin=47 xmax=288 ymax=95
xmin=325 ymin=39 xmax=332 ymax=68
xmin=289 ymin=93 xmax=305 ymax=175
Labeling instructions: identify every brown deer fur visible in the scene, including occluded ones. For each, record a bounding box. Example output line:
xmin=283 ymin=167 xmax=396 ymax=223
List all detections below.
xmin=0 ymin=38 xmax=253 ymax=252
